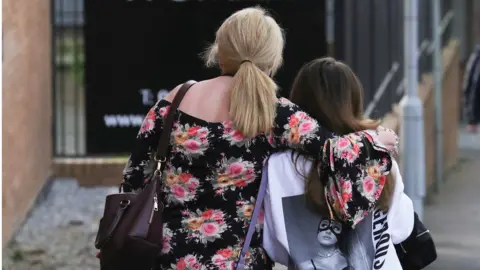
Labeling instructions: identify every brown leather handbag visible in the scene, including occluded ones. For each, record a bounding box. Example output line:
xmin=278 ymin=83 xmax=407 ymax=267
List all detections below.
xmin=94 ymin=81 xmax=196 ymax=270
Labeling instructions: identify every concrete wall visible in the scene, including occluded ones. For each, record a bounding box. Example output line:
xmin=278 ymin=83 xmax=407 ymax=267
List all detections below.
xmin=382 ymin=40 xmax=461 ymax=189
xmin=2 ymin=0 xmax=52 ymax=247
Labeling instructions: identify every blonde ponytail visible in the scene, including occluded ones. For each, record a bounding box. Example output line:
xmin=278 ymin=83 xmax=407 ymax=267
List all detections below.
xmin=203 ymin=7 xmax=284 ymax=137
xmin=229 ymin=62 xmax=278 ymax=137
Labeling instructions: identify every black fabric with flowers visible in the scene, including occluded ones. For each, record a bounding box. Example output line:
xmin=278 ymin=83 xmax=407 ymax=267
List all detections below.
xmin=122 ymin=97 xmax=392 ymax=269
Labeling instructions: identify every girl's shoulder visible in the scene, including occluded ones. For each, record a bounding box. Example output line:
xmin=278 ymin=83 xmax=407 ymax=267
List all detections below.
xmin=276 ymin=97 xmax=298 ymax=110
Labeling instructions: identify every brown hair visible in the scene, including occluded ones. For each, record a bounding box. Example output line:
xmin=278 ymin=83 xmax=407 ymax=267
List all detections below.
xmin=203 ymin=7 xmax=285 ymax=137
xmin=289 ymin=57 xmax=395 ymax=217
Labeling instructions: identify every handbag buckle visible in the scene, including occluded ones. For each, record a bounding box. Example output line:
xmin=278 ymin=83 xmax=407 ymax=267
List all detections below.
xmin=119 ymin=200 xmax=131 ymax=209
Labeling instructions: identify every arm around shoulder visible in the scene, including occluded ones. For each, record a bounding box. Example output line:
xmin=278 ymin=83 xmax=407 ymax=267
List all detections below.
xmin=268 ymin=99 xmax=394 ymax=227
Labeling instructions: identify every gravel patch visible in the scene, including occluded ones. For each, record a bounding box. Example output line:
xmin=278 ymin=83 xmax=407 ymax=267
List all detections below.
xmin=3 ymin=179 xmax=116 ymax=270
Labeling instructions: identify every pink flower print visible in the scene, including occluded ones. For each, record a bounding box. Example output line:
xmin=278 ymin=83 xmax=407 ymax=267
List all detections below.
xmin=231 ymin=130 xmax=245 ymax=141
xmin=345 ymin=151 xmax=356 ymax=163
xmin=184 ymin=139 xmax=201 ymax=152
xmin=139 ymin=109 xmax=156 ymax=134
xmin=165 ymin=168 xmax=201 ymax=205
xmin=227 ymin=162 xmax=245 ymax=177
xmin=352 ymin=143 xmax=361 ymax=155
xmin=289 ymin=116 xmax=300 ymax=128
xmin=267 ymin=133 xmax=275 ymax=145
xmin=199 ymin=130 xmax=208 ymax=139
xmin=363 ymin=176 xmax=376 ymax=196
xmin=179 ymin=173 xmax=193 ymax=183
xmin=218 ymin=248 xmax=233 ymax=258
xmin=378 ymin=175 xmax=386 ymax=186
xmin=173 ymin=255 xmax=205 ymax=270
xmin=158 ymin=106 xmax=170 ymax=117
xmin=173 ymin=124 xmax=209 ymax=157
xmin=212 ymin=248 xmax=236 ymax=270
xmin=161 ymin=224 xmax=174 ymax=254
xmin=162 ymin=236 xmax=172 ymax=254
xmin=340 ymin=178 xmax=352 ymax=192
xmin=374 ymin=188 xmax=383 ymax=200
xmin=341 ymin=181 xmax=353 ymax=202
xmin=201 ymin=209 xmax=213 ymax=219
xmin=234 ymin=179 xmax=247 ymax=187
xmin=185 ymin=255 xmax=197 ymax=266
xmin=336 ymin=138 xmax=350 ymax=150
xmin=187 ymin=182 xmax=198 ymax=192
xmin=213 ymin=211 xmax=224 ymax=222
xmin=257 ymin=209 xmax=265 ymax=224
xmin=209 ymin=158 xmax=255 ymax=193
xmin=223 ymin=121 xmax=233 ymax=133
xmin=171 ymin=184 xmax=186 ymax=199
xmin=329 ymin=182 xmax=338 ymax=200
xmin=296 ymin=111 xmax=307 ymax=119
xmin=176 ymin=258 xmax=187 ymax=270
xmin=298 ymin=121 xmax=314 ymax=135
xmin=187 ymin=126 xmax=201 ymax=136
xmin=200 ymin=222 xmax=219 ymax=237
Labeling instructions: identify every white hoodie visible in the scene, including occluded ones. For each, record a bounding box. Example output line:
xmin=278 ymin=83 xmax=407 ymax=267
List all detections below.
xmin=263 ymin=151 xmax=414 ymax=270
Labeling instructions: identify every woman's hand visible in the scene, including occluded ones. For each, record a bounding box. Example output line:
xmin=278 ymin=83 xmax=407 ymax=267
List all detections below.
xmin=377 ymin=126 xmax=399 ymax=154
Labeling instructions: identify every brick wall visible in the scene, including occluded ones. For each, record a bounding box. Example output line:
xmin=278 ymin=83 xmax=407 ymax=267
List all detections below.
xmin=382 ymin=40 xmax=460 ymax=190
xmin=2 ymin=0 xmax=52 ymax=247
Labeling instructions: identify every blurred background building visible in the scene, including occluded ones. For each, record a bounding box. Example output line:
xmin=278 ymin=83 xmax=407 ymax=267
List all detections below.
xmin=2 ymin=0 xmax=480 ymax=269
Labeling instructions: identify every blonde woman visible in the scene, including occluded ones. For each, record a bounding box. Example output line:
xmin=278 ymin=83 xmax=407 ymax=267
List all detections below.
xmin=122 ymin=7 xmax=397 ymax=270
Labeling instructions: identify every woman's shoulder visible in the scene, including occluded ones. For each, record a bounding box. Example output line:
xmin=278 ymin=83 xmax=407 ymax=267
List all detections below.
xmin=150 ymin=99 xmax=172 ymax=117
xmin=274 ymin=97 xmax=317 ymax=122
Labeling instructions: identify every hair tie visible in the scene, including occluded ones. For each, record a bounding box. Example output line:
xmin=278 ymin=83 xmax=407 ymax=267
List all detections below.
xmin=241 ymin=60 xmax=252 ymax=65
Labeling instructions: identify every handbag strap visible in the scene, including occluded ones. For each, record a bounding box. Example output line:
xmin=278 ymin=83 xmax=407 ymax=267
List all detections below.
xmin=119 ymin=80 xmax=196 ymax=193
xmin=235 ymin=160 xmax=269 ymax=270
xmin=155 ymin=80 xmax=196 ymax=161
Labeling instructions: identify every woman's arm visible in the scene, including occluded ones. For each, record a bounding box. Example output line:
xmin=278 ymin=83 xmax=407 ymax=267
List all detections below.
xmin=122 ymin=99 xmax=171 ymax=192
xmin=268 ymin=98 xmax=394 ymax=227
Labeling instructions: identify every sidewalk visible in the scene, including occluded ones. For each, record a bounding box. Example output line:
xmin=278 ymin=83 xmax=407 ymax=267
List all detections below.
xmin=274 ymin=128 xmax=480 ymax=270
xmin=424 ymin=128 xmax=480 ymax=270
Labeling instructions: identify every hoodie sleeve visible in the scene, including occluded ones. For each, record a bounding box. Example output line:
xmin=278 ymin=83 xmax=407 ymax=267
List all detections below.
xmin=387 ymin=160 xmax=415 ymax=244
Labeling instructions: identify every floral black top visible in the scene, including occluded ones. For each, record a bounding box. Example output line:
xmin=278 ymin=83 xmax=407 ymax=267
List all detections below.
xmin=122 ymin=97 xmax=392 ymax=270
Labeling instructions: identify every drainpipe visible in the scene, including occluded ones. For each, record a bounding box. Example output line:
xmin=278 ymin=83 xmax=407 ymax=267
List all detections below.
xmin=432 ymin=0 xmax=443 ymax=193
xmin=400 ymin=0 xmax=426 ymax=220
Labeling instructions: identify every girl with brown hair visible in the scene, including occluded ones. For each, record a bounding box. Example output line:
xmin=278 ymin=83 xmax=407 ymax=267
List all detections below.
xmin=121 ymin=8 xmax=398 ymax=269
xmin=289 ymin=57 xmax=397 ymax=216
xmin=263 ymin=57 xmax=414 ymax=270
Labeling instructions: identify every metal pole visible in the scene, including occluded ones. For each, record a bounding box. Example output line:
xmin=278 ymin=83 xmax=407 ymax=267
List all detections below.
xmin=432 ymin=0 xmax=443 ymax=193
xmin=400 ymin=0 xmax=426 ymax=220
xmin=326 ymin=0 xmax=335 ymax=57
